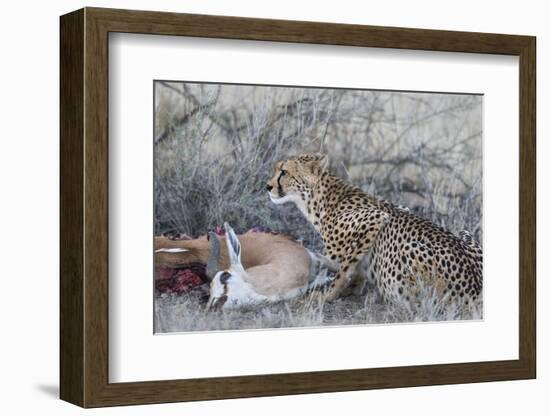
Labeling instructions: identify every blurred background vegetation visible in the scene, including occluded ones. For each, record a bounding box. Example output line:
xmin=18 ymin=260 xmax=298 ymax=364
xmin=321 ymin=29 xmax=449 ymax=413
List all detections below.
xmin=154 ymin=81 xmax=482 ymax=253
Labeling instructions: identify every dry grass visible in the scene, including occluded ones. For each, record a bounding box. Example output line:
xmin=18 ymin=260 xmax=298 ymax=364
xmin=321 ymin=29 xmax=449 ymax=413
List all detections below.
xmin=154 ymin=282 xmax=482 ymax=333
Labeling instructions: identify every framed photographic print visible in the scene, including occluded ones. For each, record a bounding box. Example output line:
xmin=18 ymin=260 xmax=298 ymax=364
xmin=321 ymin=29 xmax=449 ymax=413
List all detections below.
xmin=60 ymin=7 xmax=536 ymax=408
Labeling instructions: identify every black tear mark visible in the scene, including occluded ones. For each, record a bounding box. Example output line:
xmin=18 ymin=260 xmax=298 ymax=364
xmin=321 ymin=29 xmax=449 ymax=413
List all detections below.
xmin=277 ymin=166 xmax=286 ymax=197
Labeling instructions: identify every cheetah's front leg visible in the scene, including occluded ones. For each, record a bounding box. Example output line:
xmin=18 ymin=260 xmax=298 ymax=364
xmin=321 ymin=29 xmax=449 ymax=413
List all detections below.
xmin=322 ymin=209 xmax=390 ymax=301
xmin=325 ymin=255 xmax=362 ymax=301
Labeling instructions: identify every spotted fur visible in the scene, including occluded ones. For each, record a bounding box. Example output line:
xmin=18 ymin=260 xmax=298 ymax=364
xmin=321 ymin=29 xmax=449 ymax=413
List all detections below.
xmin=267 ymin=153 xmax=483 ymax=305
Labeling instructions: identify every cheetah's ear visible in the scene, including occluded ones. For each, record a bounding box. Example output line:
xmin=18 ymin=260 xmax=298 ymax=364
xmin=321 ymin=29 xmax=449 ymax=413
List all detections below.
xmin=315 ymin=153 xmax=328 ymax=170
xmin=307 ymin=153 xmax=328 ymax=173
xmin=295 ymin=153 xmax=329 ymax=174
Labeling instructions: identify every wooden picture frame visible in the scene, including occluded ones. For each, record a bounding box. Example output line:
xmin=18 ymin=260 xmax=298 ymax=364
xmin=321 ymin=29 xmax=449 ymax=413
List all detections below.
xmin=60 ymin=7 xmax=536 ymax=408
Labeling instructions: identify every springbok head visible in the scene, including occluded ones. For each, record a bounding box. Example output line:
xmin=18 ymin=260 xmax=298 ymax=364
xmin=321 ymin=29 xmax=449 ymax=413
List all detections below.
xmin=206 ymin=222 xmax=258 ymax=310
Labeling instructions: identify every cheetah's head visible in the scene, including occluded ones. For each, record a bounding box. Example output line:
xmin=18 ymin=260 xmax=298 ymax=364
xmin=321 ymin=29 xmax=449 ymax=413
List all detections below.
xmin=266 ymin=153 xmax=328 ymax=206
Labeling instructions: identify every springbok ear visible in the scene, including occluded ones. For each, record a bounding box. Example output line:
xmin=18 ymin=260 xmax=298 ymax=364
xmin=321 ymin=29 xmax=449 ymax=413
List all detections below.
xmin=223 ymin=222 xmax=241 ymax=266
xmin=205 ymin=231 xmax=221 ymax=282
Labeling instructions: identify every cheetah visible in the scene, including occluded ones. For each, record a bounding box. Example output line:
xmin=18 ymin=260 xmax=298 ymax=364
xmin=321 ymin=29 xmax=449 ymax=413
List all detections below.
xmin=266 ymin=153 xmax=483 ymax=305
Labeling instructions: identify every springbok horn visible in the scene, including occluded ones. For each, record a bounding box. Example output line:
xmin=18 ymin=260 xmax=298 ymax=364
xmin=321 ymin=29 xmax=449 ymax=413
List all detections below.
xmin=205 ymin=231 xmax=221 ymax=282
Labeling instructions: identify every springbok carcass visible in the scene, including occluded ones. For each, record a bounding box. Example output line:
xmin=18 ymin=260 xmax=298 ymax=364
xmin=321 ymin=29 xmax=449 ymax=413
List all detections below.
xmin=154 ymin=225 xmax=337 ymax=309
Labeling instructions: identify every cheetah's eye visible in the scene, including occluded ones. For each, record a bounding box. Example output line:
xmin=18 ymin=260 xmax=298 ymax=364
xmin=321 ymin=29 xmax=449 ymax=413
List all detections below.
xmin=280 ymin=169 xmax=287 ymax=176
